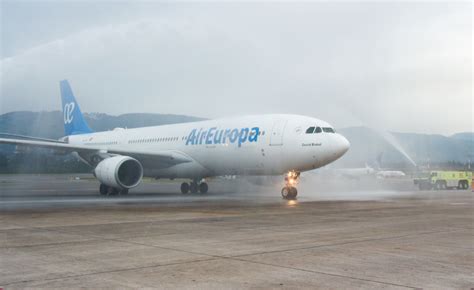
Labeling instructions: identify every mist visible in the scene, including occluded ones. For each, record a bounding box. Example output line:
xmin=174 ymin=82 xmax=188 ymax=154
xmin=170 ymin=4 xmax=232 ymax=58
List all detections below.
xmin=1 ymin=1 xmax=472 ymax=135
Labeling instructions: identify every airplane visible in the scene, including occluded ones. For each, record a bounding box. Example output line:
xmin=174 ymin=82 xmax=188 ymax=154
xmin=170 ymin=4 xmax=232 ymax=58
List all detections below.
xmin=374 ymin=153 xmax=406 ymax=178
xmin=334 ymin=164 xmax=375 ymax=179
xmin=332 ymin=164 xmax=406 ymax=180
xmin=0 ymin=80 xmax=350 ymax=200
xmin=375 ymin=170 xmax=406 ymax=179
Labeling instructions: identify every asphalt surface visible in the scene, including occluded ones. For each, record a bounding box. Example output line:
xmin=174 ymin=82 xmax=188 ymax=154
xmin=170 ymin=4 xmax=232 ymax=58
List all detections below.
xmin=0 ymin=174 xmax=473 ymax=289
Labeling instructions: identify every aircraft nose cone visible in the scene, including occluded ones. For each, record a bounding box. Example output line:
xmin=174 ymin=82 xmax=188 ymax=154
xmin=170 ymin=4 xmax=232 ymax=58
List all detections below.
xmin=340 ymin=134 xmax=350 ymax=154
xmin=334 ymin=134 xmax=350 ymax=158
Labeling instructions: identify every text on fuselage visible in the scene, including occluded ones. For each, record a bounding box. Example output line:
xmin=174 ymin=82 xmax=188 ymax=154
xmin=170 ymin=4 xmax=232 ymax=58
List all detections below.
xmin=186 ymin=127 xmax=260 ymax=147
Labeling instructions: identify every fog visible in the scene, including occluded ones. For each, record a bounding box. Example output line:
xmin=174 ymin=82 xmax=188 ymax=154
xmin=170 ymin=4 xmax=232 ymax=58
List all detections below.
xmin=0 ymin=173 xmax=419 ymax=211
xmin=1 ymin=1 xmax=472 ymax=135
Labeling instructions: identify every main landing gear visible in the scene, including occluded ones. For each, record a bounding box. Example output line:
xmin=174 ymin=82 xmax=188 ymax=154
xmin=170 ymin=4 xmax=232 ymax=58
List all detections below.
xmin=181 ymin=180 xmax=209 ymax=194
xmin=281 ymin=171 xmax=300 ymax=200
xmin=99 ymin=184 xmax=129 ymax=196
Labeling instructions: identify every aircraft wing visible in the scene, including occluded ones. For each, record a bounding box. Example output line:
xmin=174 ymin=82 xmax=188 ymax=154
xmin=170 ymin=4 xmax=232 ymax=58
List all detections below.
xmin=0 ymin=138 xmax=192 ymax=167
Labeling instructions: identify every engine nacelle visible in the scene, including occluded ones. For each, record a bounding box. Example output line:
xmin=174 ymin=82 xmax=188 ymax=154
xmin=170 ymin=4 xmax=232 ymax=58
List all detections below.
xmin=94 ymin=156 xmax=143 ymax=189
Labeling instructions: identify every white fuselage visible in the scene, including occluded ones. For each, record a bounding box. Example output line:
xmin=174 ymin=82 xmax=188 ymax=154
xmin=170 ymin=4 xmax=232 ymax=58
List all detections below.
xmin=67 ymin=114 xmax=350 ymax=179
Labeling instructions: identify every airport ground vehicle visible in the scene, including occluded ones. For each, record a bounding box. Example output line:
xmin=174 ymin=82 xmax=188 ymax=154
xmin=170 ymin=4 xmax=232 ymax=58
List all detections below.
xmin=414 ymin=171 xmax=472 ymax=190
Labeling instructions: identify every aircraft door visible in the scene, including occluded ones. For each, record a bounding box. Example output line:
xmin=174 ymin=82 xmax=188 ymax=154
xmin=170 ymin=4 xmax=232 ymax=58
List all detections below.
xmin=269 ymin=119 xmax=287 ymax=146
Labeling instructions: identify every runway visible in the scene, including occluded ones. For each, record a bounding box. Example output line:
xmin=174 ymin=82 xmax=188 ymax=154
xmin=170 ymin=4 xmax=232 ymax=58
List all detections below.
xmin=1 ymin=174 xmax=473 ymax=289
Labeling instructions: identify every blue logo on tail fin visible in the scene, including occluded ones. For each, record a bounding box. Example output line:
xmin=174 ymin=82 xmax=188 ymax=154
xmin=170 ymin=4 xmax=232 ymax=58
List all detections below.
xmin=60 ymin=80 xmax=94 ymax=136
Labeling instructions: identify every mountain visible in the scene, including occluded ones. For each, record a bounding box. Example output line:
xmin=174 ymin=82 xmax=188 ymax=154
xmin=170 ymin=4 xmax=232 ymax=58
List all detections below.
xmin=0 ymin=111 xmax=205 ymax=139
xmin=0 ymin=111 xmax=472 ymax=172
xmin=337 ymin=127 xmax=473 ymax=168
xmin=451 ymin=132 xmax=473 ymax=141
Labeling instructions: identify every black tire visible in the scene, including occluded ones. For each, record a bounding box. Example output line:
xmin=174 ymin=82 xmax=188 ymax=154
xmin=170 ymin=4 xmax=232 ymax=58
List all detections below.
xmin=190 ymin=182 xmax=198 ymax=194
xmin=110 ymin=188 xmax=119 ymax=196
xmin=99 ymin=184 xmax=108 ymax=195
xmin=281 ymin=187 xmax=297 ymax=200
xmin=199 ymin=182 xmax=208 ymax=194
xmin=289 ymin=187 xmax=298 ymax=199
xmin=181 ymin=182 xmax=190 ymax=194
xmin=281 ymin=187 xmax=290 ymax=199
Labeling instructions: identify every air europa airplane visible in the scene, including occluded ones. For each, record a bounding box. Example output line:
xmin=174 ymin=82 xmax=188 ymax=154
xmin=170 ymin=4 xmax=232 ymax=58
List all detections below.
xmin=0 ymin=80 xmax=350 ymax=200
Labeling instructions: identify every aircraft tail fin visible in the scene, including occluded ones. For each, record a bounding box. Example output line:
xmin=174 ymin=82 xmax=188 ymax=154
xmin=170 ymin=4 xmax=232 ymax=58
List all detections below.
xmin=60 ymin=80 xmax=94 ymax=136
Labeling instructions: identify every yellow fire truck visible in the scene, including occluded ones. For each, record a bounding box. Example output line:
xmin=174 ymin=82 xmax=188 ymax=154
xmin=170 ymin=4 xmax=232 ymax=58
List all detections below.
xmin=414 ymin=171 xmax=472 ymax=190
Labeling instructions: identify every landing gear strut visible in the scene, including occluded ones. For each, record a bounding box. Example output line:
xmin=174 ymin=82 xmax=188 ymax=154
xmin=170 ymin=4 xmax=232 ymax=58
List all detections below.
xmin=181 ymin=180 xmax=208 ymax=194
xmin=281 ymin=171 xmax=300 ymax=200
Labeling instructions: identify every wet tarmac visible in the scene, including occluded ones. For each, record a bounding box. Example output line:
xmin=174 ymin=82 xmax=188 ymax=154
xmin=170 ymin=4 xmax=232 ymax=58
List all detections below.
xmin=1 ymin=174 xmax=473 ymax=289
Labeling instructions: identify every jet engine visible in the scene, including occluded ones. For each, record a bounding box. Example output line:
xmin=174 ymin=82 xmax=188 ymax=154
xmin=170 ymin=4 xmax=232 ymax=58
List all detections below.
xmin=94 ymin=156 xmax=143 ymax=189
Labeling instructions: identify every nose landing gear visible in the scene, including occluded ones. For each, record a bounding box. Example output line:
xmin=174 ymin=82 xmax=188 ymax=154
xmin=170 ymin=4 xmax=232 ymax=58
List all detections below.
xmin=281 ymin=171 xmax=300 ymax=200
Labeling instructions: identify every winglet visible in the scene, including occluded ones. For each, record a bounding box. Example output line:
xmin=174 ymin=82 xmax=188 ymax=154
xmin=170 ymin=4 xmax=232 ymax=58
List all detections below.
xmin=60 ymin=80 xmax=94 ymax=136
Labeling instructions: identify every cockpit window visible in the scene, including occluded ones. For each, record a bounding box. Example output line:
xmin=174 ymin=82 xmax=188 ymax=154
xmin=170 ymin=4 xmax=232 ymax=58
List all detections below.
xmin=306 ymin=127 xmax=315 ymax=134
xmin=322 ymin=127 xmax=335 ymax=133
xmin=314 ymin=127 xmax=322 ymax=133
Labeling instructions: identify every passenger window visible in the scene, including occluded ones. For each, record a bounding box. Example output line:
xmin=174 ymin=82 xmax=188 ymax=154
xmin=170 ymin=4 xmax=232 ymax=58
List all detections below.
xmin=306 ymin=127 xmax=315 ymax=134
xmin=315 ymin=127 xmax=322 ymax=133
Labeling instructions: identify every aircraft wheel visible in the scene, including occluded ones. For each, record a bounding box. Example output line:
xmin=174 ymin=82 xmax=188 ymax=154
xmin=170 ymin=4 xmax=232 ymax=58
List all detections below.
xmin=99 ymin=184 xmax=108 ymax=195
xmin=181 ymin=182 xmax=190 ymax=194
xmin=199 ymin=182 xmax=208 ymax=194
xmin=120 ymin=189 xmax=129 ymax=195
xmin=289 ymin=187 xmax=298 ymax=199
xmin=190 ymin=182 xmax=198 ymax=194
xmin=109 ymin=188 xmax=119 ymax=196
xmin=281 ymin=186 xmax=297 ymax=200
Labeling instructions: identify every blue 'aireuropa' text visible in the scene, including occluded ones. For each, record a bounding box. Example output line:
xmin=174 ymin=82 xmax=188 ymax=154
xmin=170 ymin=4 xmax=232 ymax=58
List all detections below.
xmin=186 ymin=127 xmax=260 ymax=147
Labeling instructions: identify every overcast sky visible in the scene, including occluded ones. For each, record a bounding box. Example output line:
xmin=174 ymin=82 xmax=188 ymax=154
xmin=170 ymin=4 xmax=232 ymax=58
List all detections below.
xmin=1 ymin=1 xmax=472 ymax=135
